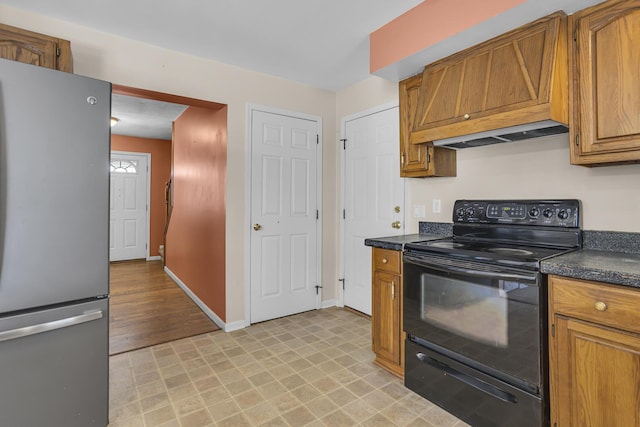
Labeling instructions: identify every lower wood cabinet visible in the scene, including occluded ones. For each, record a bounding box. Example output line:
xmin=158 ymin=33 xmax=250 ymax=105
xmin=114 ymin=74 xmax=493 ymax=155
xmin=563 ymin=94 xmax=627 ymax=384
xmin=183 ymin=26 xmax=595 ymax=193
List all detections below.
xmin=548 ymin=275 xmax=640 ymax=427
xmin=371 ymin=247 xmax=404 ymax=377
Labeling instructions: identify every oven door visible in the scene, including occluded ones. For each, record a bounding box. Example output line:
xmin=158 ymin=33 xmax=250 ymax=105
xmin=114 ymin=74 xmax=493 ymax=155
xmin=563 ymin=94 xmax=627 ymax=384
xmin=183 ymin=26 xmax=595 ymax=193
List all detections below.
xmin=403 ymin=252 xmax=544 ymax=393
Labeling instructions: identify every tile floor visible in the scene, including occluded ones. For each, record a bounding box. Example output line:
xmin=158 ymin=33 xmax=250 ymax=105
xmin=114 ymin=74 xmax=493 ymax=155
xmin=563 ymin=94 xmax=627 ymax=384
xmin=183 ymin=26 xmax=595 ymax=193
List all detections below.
xmin=108 ymin=307 xmax=469 ymax=427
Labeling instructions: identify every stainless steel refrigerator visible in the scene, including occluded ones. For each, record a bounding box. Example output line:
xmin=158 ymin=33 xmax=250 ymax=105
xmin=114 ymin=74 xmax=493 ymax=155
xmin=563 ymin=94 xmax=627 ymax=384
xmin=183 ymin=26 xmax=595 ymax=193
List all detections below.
xmin=0 ymin=58 xmax=110 ymax=426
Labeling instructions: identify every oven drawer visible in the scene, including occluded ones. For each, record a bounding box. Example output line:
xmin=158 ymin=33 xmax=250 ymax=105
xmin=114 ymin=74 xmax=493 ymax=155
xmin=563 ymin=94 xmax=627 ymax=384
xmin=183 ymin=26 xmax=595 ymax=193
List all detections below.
xmin=405 ymin=339 xmax=545 ymax=427
xmin=550 ymin=276 xmax=640 ymax=335
xmin=373 ymin=247 xmax=401 ymax=274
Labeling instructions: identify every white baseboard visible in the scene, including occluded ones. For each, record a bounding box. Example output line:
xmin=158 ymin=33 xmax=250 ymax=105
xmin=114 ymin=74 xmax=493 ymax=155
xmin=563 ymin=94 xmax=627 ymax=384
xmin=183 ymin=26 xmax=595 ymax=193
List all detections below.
xmin=146 ymin=256 xmax=161 ymax=261
xmin=321 ymin=299 xmax=337 ymax=309
xmin=163 ymin=266 xmax=240 ymax=332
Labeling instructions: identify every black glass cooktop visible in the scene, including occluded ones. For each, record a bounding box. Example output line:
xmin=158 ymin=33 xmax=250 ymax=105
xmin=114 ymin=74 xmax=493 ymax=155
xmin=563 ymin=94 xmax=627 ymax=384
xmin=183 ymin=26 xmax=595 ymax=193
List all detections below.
xmin=404 ymin=237 xmax=575 ymax=270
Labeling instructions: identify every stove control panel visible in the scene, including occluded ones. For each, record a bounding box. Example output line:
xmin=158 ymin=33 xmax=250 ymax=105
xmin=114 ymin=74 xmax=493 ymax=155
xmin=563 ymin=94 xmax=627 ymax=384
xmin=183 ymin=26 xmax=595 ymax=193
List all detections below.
xmin=453 ymin=199 xmax=581 ymax=227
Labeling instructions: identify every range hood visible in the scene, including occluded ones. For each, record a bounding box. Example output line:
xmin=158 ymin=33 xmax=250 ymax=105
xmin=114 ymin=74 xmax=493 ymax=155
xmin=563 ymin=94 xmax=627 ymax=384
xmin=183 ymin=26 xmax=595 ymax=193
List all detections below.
xmin=432 ymin=120 xmax=568 ymax=149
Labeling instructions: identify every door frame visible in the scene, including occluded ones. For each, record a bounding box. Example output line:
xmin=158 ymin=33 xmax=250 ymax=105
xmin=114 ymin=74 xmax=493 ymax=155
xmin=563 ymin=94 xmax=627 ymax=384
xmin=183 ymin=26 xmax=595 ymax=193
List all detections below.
xmin=110 ymin=150 xmax=152 ymax=261
xmin=244 ymin=103 xmax=323 ymax=326
xmin=338 ymin=101 xmax=400 ymax=309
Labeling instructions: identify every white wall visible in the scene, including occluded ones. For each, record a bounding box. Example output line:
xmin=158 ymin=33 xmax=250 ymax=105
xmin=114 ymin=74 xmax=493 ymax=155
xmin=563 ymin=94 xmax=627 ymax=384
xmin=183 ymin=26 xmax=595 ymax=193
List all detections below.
xmin=406 ymin=135 xmax=640 ymax=233
xmin=0 ymin=5 xmax=339 ymax=324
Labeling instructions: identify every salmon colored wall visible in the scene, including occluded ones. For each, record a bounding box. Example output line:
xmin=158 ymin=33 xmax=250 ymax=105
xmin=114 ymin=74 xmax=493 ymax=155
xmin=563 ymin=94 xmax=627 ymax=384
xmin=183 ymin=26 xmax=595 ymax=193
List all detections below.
xmin=165 ymin=106 xmax=227 ymax=321
xmin=370 ymin=0 xmax=527 ymax=73
xmin=111 ymin=135 xmax=171 ymax=257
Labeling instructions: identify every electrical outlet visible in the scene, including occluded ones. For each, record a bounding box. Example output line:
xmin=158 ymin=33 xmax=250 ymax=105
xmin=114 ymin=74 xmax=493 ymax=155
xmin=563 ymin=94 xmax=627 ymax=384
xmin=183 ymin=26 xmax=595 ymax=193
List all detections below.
xmin=413 ymin=205 xmax=426 ymax=218
xmin=432 ymin=199 xmax=441 ymax=214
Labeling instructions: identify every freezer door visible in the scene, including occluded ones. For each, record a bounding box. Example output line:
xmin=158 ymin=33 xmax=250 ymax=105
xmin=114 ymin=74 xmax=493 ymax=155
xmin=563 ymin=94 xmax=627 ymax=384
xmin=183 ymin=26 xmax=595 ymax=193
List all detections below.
xmin=0 ymin=58 xmax=111 ymax=313
xmin=0 ymin=298 xmax=109 ymax=426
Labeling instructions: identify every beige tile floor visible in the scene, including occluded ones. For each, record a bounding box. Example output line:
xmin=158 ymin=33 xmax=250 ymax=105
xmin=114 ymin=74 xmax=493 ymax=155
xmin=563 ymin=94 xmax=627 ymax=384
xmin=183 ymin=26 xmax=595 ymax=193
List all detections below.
xmin=108 ymin=307 xmax=469 ymax=427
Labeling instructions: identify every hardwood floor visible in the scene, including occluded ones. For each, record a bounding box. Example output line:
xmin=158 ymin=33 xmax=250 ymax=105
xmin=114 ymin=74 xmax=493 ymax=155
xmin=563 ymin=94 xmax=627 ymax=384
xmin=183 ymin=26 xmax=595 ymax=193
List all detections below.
xmin=109 ymin=260 xmax=220 ymax=355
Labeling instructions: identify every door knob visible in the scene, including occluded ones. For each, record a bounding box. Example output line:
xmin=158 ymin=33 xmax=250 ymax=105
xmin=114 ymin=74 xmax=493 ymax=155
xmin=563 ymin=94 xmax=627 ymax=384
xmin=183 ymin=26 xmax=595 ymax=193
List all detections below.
xmin=253 ymin=224 xmax=262 ymax=231
xmin=392 ymin=221 xmax=401 ymax=229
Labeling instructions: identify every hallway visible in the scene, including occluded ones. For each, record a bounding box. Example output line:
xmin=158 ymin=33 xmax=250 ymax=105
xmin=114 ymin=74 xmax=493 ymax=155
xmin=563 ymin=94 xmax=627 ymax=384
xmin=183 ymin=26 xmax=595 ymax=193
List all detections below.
xmin=109 ymin=260 xmax=220 ymax=355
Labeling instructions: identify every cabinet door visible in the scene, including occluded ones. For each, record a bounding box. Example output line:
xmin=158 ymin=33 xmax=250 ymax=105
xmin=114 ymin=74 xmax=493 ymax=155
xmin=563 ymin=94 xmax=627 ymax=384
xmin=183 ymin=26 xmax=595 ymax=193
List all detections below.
xmin=553 ymin=316 xmax=640 ymax=427
xmin=372 ymin=270 xmax=401 ymax=365
xmin=571 ymin=1 xmax=640 ymax=164
xmin=399 ymin=74 xmax=429 ymax=176
xmin=0 ymin=23 xmax=72 ymax=72
xmin=399 ymin=74 xmax=456 ymax=178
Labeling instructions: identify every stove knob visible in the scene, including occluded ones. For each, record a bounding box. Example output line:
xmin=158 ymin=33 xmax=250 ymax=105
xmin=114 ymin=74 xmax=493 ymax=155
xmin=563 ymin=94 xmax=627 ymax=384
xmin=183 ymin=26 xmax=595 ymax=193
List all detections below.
xmin=529 ymin=207 xmax=540 ymax=218
xmin=456 ymin=208 xmax=465 ymax=217
xmin=465 ymin=207 xmax=475 ymax=217
xmin=558 ymin=209 xmax=569 ymax=220
xmin=542 ymin=208 xmax=554 ymax=218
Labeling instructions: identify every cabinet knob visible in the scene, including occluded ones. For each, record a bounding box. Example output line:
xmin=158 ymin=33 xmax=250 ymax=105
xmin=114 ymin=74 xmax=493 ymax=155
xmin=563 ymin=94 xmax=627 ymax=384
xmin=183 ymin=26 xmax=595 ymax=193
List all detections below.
xmin=381 ymin=258 xmax=388 ymax=264
xmin=253 ymin=224 xmax=262 ymax=231
xmin=594 ymin=301 xmax=607 ymax=312
xmin=392 ymin=221 xmax=401 ymax=229
xmin=463 ymin=113 xmax=471 ymax=120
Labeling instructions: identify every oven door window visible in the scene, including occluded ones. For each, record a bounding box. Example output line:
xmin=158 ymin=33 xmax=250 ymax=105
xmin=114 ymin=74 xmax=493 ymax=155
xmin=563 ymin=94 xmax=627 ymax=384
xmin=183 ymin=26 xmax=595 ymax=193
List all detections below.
xmin=420 ymin=273 xmax=516 ymax=348
xmin=403 ymin=255 xmax=542 ymax=388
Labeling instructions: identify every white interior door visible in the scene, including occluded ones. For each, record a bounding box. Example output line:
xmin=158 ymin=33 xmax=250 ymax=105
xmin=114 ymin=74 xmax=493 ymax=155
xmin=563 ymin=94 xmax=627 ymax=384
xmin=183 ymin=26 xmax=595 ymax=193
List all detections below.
xmin=250 ymin=109 xmax=320 ymax=323
xmin=343 ymin=106 xmax=404 ymax=315
xmin=110 ymin=152 xmax=149 ymax=261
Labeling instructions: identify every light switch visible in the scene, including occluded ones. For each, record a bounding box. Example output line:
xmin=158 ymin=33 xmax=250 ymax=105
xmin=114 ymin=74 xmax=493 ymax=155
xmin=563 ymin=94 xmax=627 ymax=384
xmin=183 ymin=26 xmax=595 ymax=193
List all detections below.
xmin=413 ymin=205 xmax=426 ymax=218
xmin=432 ymin=199 xmax=441 ymax=214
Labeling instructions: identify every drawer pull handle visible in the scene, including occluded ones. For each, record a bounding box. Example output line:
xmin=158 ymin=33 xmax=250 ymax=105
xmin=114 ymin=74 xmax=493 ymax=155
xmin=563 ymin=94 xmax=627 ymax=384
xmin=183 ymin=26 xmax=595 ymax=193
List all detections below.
xmin=381 ymin=258 xmax=388 ymax=264
xmin=595 ymin=301 xmax=607 ymax=312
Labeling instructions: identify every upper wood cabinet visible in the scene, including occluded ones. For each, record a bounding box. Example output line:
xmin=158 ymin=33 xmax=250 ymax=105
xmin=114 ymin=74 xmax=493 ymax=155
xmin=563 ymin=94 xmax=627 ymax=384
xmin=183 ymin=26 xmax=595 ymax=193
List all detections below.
xmin=0 ymin=23 xmax=73 ymax=72
xmin=399 ymin=73 xmax=456 ymax=178
xmin=409 ymin=12 xmax=568 ymax=144
xmin=570 ymin=0 xmax=640 ymax=165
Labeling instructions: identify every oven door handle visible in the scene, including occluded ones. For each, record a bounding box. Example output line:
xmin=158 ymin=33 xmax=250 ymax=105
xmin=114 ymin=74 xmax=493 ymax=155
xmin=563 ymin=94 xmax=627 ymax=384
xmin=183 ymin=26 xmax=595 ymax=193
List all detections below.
xmin=416 ymin=352 xmax=518 ymax=404
xmin=403 ymin=254 xmax=538 ymax=283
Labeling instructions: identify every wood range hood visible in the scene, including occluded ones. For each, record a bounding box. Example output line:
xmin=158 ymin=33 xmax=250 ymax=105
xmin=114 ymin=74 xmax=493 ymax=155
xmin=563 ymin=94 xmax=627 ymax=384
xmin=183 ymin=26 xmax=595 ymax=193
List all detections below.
xmin=408 ymin=12 xmax=569 ymax=150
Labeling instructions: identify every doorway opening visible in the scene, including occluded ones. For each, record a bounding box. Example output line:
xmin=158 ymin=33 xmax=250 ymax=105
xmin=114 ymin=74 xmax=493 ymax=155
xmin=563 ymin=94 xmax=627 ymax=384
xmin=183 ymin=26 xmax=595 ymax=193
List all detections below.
xmin=109 ymin=85 xmax=227 ymax=354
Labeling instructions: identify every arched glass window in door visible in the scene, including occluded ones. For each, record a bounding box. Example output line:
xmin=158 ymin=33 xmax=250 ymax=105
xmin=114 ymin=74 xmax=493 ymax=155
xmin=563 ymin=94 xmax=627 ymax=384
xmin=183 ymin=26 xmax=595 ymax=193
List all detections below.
xmin=110 ymin=159 xmax=138 ymax=174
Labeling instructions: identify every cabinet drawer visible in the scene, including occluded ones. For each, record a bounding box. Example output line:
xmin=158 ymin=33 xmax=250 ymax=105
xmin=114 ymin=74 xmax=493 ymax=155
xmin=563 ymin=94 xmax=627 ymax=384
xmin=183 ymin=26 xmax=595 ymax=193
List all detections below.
xmin=372 ymin=248 xmax=401 ymax=274
xmin=551 ymin=276 xmax=640 ymax=335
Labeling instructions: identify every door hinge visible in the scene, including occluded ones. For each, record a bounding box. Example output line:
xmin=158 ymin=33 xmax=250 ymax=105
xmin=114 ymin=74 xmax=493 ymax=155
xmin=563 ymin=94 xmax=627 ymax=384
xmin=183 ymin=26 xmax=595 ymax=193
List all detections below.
xmin=316 ymin=134 xmax=319 ymax=145
xmin=573 ymin=30 xmax=577 ymax=42
xmin=339 ymin=278 xmax=345 ymax=290
xmin=551 ymin=324 xmax=555 ymax=338
xmin=426 ymin=153 xmax=431 ymax=164
xmin=343 ymin=209 xmax=346 ymax=220
xmin=340 ymin=138 xmax=347 ymax=150
xmin=316 ymin=209 xmax=319 ymax=220
xmin=315 ymin=284 xmax=323 ymax=295
xmin=56 ymin=47 xmax=61 ymax=57
xmin=575 ymin=134 xmax=580 ymax=147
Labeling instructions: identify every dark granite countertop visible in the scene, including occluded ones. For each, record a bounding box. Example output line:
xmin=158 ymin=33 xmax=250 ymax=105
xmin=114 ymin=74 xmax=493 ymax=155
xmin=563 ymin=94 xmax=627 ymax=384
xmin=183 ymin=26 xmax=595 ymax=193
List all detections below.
xmin=365 ymin=225 xmax=640 ymax=289
xmin=541 ymin=249 xmax=640 ymax=288
xmin=364 ymin=233 xmax=445 ymax=251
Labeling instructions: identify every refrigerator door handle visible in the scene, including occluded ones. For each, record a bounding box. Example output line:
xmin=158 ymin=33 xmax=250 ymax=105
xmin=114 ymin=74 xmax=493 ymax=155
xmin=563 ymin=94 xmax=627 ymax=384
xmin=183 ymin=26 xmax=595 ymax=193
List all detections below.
xmin=0 ymin=310 xmax=103 ymax=342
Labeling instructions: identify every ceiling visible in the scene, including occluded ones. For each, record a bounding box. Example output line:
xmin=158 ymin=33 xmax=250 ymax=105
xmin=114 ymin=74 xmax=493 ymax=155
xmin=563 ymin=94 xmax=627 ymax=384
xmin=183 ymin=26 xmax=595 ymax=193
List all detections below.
xmin=2 ymin=0 xmax=423 ymax=91
xmin=111 ymin=94 xmax=186 ymax=140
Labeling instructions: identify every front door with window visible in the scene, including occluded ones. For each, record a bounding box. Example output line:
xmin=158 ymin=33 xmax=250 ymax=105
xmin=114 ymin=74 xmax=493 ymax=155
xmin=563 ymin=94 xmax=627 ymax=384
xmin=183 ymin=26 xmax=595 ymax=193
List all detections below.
xmin=110 ymin=152 xmax=149 ymax=261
